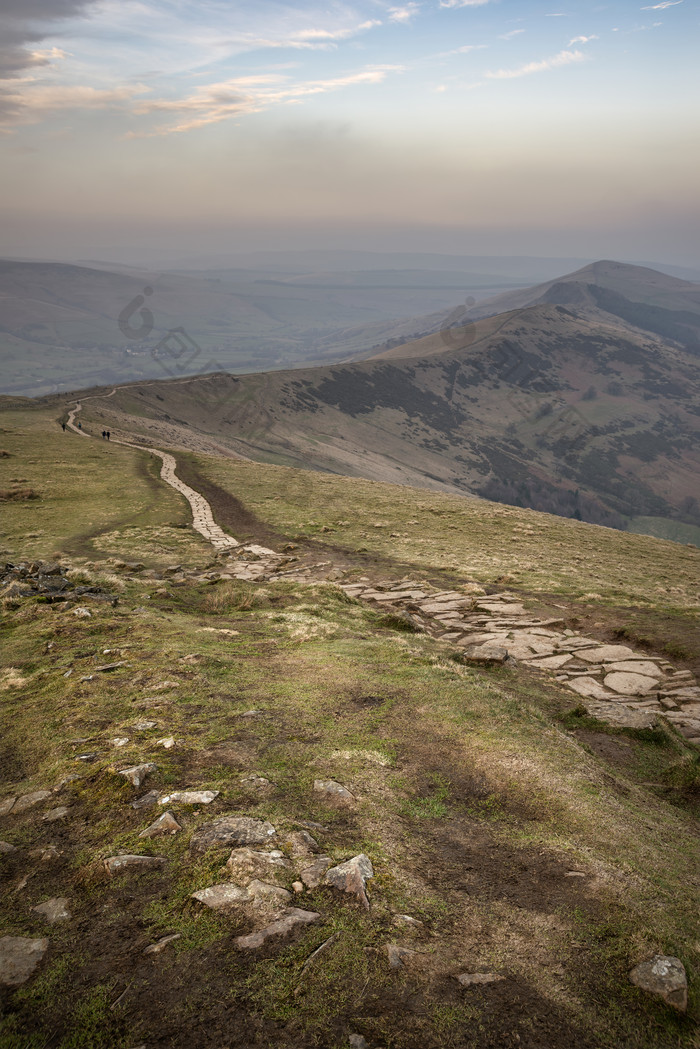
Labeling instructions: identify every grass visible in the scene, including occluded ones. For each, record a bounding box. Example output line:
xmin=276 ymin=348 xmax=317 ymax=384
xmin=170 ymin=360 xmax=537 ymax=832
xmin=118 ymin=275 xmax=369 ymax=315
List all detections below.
xmin=1 ymin=401 xmax=699 ymax=1048
xmin=184 ymin=452 xmax=700 ymax=610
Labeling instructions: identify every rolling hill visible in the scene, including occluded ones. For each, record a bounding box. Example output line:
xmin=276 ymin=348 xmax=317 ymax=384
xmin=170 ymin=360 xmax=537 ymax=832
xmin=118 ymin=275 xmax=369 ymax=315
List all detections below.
xmin=69 ymin=261 xmax=700 ymax=543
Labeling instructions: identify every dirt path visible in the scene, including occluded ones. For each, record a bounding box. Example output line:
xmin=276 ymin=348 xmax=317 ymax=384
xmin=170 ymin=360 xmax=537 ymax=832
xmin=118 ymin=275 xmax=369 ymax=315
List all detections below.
xmin=65 ymin=398 xmax=700 ymax=746
xmin=68 ymin=398 xmax=274 ymax=556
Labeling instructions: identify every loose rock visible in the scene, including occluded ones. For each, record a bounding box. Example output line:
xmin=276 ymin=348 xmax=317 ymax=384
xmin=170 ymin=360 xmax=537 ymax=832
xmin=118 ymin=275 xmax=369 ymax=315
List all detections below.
xmin=629 ymin=955 xmax=687 ymax=1012
xmin=0 ymin=936 xmax=49 ymax=987
xmin=104 ymin=854 xmax=167 ymax=876
xmin=139 ymin=811 xmax=182 ymax=838
xmin=32 ymin=897 xmax=71 ymax=923
xmin=119 ymin=764 xmax=156 ymax=788
xmin=144 ymin=933 xmax=181 ymax=955
xmin=313 ymin=779 xmax=355 ymax=803
xmin=159 ymin=790 xmax=219 ymax=806
xmin=12 ymin=791 xmax=51 ymax=814
xmin=189 ymin=815 xmax=275 ymax=853
xmin=300 ymin=857 xmax=334 ymax=889
xmin=234 ymin=908 xmax=320 ymax=950
xmin=324 ymin=854 xmax=374 ymax=910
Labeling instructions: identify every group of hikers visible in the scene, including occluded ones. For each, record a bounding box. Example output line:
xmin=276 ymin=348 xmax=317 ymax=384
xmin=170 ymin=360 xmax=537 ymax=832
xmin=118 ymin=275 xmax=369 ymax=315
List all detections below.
xmin=59 ymin=420 xmax=109 ymax=439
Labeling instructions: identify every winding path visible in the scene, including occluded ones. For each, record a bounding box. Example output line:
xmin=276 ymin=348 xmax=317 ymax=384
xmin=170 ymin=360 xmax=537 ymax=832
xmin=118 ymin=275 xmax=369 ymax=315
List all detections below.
xmin=64 ymin=399 xmax=700 ymax=745
xmin=68 ymin=400 xmax=255 ymax=553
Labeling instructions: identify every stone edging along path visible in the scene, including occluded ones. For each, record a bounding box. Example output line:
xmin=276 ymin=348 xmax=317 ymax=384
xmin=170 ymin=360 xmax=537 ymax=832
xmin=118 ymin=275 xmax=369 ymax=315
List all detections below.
xmin=66 ymin=402 xmax=700 ymax=746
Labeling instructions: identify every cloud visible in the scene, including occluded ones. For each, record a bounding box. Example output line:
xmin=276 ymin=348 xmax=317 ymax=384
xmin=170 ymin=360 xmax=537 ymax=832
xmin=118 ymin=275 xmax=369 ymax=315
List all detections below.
xmin=500 ymin=29 xmax=525 ymax=39
xmin=486 ymin=48 xmax=585 ymax=79
xmin=132 ymin=67 xmax=401 ymax=135
xmin=388 ymin=4 xmax=420 ymax=23
xmin=568 ymin=35 xmax=598 ymax=44
xmin=0 ymin=0 xmax=99 ymax=79
xmin=439 ymin=0 xmax=493 ymax=7
xmin=641 ymin=1 xmax=682 ymax=7
xmin=1 ymin=81 xmax=147 ymax=126
xmin=231 ymin=20 xmax=383 ymax=51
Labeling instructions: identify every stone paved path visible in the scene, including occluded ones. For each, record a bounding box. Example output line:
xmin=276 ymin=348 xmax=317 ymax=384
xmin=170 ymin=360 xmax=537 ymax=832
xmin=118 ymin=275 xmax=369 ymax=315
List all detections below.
xmin=66 ymin=401 xmax=700 ymax=744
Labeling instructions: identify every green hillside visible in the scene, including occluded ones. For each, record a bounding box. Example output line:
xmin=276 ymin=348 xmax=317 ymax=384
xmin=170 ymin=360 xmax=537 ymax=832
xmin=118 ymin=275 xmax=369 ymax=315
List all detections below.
xmin=0 ymin=401 xmax=699 ymax=1048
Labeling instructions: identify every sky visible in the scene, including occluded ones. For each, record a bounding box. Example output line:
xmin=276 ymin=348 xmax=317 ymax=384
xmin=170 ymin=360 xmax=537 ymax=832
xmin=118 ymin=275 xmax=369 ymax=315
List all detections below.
xmin=1 ymin=0 xmax=698 ymax=267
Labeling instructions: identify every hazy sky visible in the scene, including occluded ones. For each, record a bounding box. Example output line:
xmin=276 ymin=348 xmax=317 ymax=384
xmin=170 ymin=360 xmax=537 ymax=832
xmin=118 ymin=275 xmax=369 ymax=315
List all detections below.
xmin=1 ymin=0 xmax=698 ymax=266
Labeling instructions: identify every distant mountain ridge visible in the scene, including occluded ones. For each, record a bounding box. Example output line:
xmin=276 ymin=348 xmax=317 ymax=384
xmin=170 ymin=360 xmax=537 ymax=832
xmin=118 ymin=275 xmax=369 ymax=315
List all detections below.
xmin=69 ymin=260 xmax=700 ymax=541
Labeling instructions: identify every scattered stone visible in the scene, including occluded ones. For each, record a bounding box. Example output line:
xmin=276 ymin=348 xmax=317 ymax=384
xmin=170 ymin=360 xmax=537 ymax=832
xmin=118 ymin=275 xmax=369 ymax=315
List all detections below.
xmin=456 ymin=972 xmax=506 ymax=987
xmin=293 ymin=881 xmax=304 ymax=893
xmin=42 ymin=806 xmax=70 ymax=822
xmin=629 ymin=955 xmax=687 ymax=1012
xmin=393 ymin=914 xmax=424 ymax=929
xmin=313 ymin=779 xmax=355 ymax=803
xmin=241 ymin=774 xmax=273 ymax=790
xmin=189 ymin=815 xmax=275 ymax=853
xmin=0 ymin=936 xmax=49 ymax=987
xmin=234 ymin=908 xmax=320 ymax=950
xmin=76 ymin=753 xmax=97 ymax=762
xmin=103 ymin=855 xmax=167 ymax=876
xmin=111 ymin=737 xmax=130 ymax=747
xmin=32 ymin=897 xmax=71 ymax=923
xmin=72 ymin=607 xmax=91 ymax=618
xmin=119 ymin=763 xmax=156 ymax=788
xmin=348 ymin=1035 xmax=369 ymax=1049
xmin=300 ymin=857 xmax=334 ymax=889
xmin=143 ymin=933 xmax=181 ymax=955
xmin=226 ymin=847 xmax=289 ymax=879
xmin=156 ymin=736 xmax=176 ymax=749
xmin=0 ymin=841 xmax=17 ymax=853
xmin=191 ymin=883 xmax=250 ymax=910
xmin=385 ymin=944 xmax=419 ymax=969
xmin=132 ymin=720 xmax=157 ymax=731
xmin=458 ymin=644 xmax=509 ymax=665
xmin=287 ymin=830 xmax=319 ymax=857
xmin=139 ymin=811 xmax=182 ymax=838
xmin=0 ymin=797 xmax=16 ymax=817
xmin=12 ymin=791 xmax=51 ymax=814
xmin=94 ymin=661 xmax=128 ymax=672
xmin=159 ymin=790 xmax=219 ymax=806
xmin=131 ymin=790 xmax=160 ymax=810
xmin=324 ymin=854 xmax=374 ymax=910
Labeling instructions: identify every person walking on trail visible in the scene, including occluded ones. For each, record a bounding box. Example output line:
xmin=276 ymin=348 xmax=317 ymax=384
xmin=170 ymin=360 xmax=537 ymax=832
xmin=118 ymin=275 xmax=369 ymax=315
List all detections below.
xmin=101 ymin=430 xmax=106 ymax=439
xmin=106 ymin=431 xmax=110 ymax=440
xmin=77 ymin=421 xmax=82 ymax=430
xmin=61 ymin=422 xmax=66 ymax=431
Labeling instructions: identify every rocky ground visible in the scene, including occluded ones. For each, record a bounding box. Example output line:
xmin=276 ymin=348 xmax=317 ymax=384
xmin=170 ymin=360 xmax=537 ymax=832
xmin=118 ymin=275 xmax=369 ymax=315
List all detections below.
xmin=0 ymin=404 xmax=698 ymax=1048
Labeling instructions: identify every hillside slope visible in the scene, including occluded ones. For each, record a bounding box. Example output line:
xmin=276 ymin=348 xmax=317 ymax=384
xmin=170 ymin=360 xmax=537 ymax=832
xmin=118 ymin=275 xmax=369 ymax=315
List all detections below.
xmin=73 ymin=266 xmax=700 ymax=538
xmin=0 ymin=400 xmax=699 ymax=1048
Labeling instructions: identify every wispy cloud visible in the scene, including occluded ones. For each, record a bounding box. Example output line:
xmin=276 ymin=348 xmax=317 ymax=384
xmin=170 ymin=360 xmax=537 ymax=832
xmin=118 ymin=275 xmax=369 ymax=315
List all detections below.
xmin=439 ymin=0 xmax=493 ymax=7
xmin=486 ymin=48 xmax=585 ymax=79
xmin=230 ymin=20 xmax=383 ymax=52
xmin=641 ymin=1 xmax=682 ymax=8
xmin=569 ymin=35 xmax=598 ymax=44
xmin=132 ymin=66 xmax=402 ymax=135
xmin=1 ymin=81 xmax=147 ymax=126
xmin=388 ymin=4 xmax=421 ymax=23
xmin=500 ymin=29 xmax=525 ymax=40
